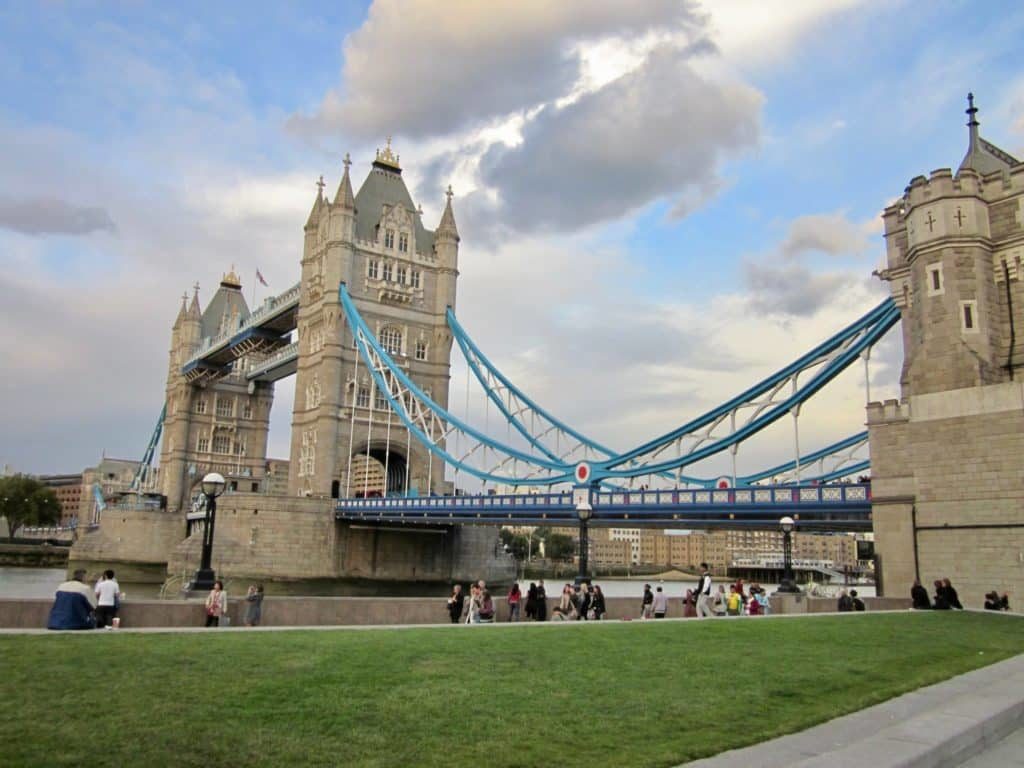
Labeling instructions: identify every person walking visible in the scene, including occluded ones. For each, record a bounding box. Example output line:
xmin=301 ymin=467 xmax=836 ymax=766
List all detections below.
xmin=695 ymin=564 xmax=713 ymax=618
xmin=652 ymin=586 xmax=669 ymax=619
xmin=94 ymin=569 xmax=120 ymax=629
xmin=244 ymin=584 xmax=264 ymax=627
xmin=205 ymin=580 xmax=228 ymax=627
xmin=641 ymin=583 xmax=654 ymax=619
xmin=507 ymin=583 xmax=522 ymax=622
xmin=447 ymin=584 xmax=465 ymax=624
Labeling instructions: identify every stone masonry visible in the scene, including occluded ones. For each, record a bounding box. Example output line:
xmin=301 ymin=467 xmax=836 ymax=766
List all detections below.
xmin=870 ymin=95 xmax=1024 ymax=607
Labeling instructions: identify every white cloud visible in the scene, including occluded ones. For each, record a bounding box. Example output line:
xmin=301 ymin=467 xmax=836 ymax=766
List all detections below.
xmin=779 ymin=211 xmax=871 ymax=260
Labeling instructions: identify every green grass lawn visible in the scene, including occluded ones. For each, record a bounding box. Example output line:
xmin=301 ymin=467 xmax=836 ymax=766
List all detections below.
xmin=2 ymin=612 xmax=1022 ymax=768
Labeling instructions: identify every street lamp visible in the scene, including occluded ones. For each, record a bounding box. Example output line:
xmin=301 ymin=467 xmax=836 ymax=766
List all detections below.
xmin=575 ymin=501 xmax=593 ymax=585
xmin=777 ymin=515 xmax=800 ymax=593
xmin=189 ymin=472 xmax=226 ymax=591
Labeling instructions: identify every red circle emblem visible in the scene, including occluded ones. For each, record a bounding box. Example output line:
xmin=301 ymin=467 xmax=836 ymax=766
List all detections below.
xmin=716 ymin=477 xmax=731 ymax=489
xmin=575 ymin=463 xmax=591 ymax=484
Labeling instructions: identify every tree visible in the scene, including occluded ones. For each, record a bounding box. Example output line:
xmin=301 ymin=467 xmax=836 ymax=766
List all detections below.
xmin=544 ymin=533 xmax=576 ymax=562
xmin=0 ymin=475 xmax=61 ymax=538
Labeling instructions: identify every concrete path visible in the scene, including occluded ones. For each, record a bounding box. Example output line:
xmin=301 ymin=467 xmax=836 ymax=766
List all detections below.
xmin=682 ymin=653 xmax=1024 ymax=768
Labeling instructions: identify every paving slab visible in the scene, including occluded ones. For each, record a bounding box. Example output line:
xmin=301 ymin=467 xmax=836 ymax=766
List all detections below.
xmin=682 ymin=653 xmax=1024 ymax=768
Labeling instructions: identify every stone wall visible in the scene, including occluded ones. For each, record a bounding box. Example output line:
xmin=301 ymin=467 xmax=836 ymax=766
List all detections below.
xmin=69 ymin=507 xmax=183 ymax=574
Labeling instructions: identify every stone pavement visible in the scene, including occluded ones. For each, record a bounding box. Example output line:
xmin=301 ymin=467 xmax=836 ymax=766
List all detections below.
xmin=682 ymin=652 xmax=1024 ymax=768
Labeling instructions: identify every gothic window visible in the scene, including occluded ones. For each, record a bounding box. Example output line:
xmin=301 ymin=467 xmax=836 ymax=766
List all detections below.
xmin=357 ymin=386 xmax=370 ymax=408
xmin=243 ymin=401 xmax=253 ymax=419
xmin=215 ymin=397 xmax=233 ymax=418
xmin=380 ymin=326 xmax=402 ymax=356
xmin=960 ymin=300 xmax=978 ymax=333
xmin=234 ymin=436 xmax=246 ymax=456
xmin=212 ymin=434 xmax=232 ymax=454
xmin=368 ymin=260 xmax=380 ymax=279
xmin=375 ymin=389 xmax=388 ymax=411
xmin=397 ymin=266 xmax=407 ymax=284
xmin=926 ymin=263 xmax=944 ymax=296
xmin=195 ymin=398 xmax=207 ymax=415
xmin=197 ymin=435 xmax=210 ymax=453
xmin=298 ymin=430 xmax=316 ymax=477
xmin=385 ymin=229 xmax=395 ymax=249
xmin=398 ymin=232 xmax=409 ymax=253
xmin=415 ymin=339 xmax=427 ymax=361
xmin=411 ymin=270 xmax=421 ymax=289
xmin=382 ymin=262 xmax=393 ymax=282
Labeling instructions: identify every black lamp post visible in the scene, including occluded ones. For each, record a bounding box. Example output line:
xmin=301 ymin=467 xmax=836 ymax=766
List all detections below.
xmin=575 ymin=501 xmax=592 ymax=585
xmin=190 ymin=472 xmax=225 ymax=591
xmin=777 ymin=515 xmax=800 ymax=593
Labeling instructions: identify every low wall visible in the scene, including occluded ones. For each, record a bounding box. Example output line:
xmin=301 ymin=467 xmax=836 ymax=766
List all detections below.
xmin=0 ymin=543 xmax=70 ymax=568
xmin=0 ymin=593 xmax=914 ymax=630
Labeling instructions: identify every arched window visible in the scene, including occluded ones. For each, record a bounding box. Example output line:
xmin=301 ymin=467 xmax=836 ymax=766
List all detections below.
xmin=380 ymin=326 xmax=402 ymax=356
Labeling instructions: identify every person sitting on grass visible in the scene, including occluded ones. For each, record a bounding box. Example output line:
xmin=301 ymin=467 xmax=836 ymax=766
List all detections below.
xmin=850 ymin=590 xmax=865 ymax=611
xmin=984 ymin=591 xmax=1011 ymax=611
xmin=837 ymin=589 xmax=854 ymax=612
xmin=932 ymin=580 xmax=951 ymax=610
xmin=911 ymin=580 xmax=931 ymax=610
xmin=551 ymin=584 xmax=576 ymax=621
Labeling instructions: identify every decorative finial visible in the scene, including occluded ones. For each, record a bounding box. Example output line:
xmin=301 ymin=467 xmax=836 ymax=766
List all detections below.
xmin=445 ymin=184 xmax=454 ymax=202
xmin=417 ymin=203 xmax=423 ymax=215
xmin=193 ymin=281 xmax=200 ymax=296
xmin=966 ymin=92 xmax=979 ymax=149
xmin=343 ymin=152 xmax=351 ymax=170
xmin=221 ymin=265 xmax=242 ymax=289
xmin=374 ymin=137 xmax=401 ymax=169
xmin=316 ymin=175 xmax=326 ymax=195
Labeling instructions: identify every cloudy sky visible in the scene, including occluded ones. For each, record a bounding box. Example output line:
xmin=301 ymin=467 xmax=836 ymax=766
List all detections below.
xmin=2 ymin=1 xmax=1023 ymax=483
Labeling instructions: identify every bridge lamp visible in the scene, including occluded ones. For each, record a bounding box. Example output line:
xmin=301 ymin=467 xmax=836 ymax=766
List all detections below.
xmin=190 ymin=472 xmax=226 ymax=592
xmin=777 ymin=515 xmax=800 ymax=593
xmin=575 ymin=501 xmax=593 ymax=585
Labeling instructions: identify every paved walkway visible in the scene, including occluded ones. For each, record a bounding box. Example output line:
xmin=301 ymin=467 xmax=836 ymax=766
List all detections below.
xmin=682 ymin=652 xmax=1024 ymax=767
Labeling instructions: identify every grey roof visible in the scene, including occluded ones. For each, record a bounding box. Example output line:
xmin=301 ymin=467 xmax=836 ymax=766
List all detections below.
xmin=201 ymin=283 xmax=250 ymax=340
xmin=353 ymin=163 xmax=435 ymax=255
xmin=959 ymin=136 xmax=1020 ymax=175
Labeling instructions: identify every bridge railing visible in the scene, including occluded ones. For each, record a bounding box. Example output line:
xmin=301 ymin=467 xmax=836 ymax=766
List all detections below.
xmin=246 ymin=341 xmax=299 ymax=379
xmin=593 ymin=483 xmax=870 ymax=508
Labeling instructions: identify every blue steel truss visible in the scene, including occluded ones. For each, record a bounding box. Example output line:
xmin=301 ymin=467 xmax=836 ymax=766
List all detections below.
xmin=131 ymin=404 xmax=166 ymax=491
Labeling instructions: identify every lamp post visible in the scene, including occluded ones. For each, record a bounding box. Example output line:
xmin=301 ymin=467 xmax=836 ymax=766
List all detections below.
xmin=575 ymin=501 xmax=593 ymax=585
xmin=190 ymin=472 xmax=225 ymax=591
xmin=777 ymin=515 xmax=800 ymax=593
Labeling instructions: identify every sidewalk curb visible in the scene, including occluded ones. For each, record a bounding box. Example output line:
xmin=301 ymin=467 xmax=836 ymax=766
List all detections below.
xmin=682 ymin=653 xmax=1024 ymax=768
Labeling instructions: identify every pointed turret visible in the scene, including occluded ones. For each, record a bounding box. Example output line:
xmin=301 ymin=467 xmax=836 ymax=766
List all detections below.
xmin=173 ymin=291 xmax=188 ymax=329
xmin=333 ymin=153 xmax=356 ymax=210
xmin=189 ymin=282 xmax=201 ymax=319
xmin=958 ymin=92 xmax=1020 ymax=175
xmin=305 ymin=176 xmax=325 ymax=229
xmin=436 ymin=184 xmax=460 ymax=243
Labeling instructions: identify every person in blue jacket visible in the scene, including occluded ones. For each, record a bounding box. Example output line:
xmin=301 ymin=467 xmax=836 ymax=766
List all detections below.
xmin=47 ymin=569 xmax=97 ymax=630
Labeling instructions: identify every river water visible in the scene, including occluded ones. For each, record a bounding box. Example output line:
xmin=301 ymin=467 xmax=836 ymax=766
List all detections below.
xmin=0 ymin=567 xmax=874 ymax=601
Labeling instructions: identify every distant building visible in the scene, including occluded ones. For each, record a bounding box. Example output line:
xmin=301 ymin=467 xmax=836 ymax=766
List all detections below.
xmin=37 ymin=473 xmax=82 ymax=526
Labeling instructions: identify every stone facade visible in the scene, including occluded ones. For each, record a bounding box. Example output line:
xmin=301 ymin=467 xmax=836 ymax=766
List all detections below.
xmin=870 ymin=96 xmax=1024 ymax=607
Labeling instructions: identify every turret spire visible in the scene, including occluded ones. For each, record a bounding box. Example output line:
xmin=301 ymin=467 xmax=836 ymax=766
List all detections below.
xmin=189 ymin=282 xmax=201 ymax=318
xmin=437 ymin=184 xmax=459 ymax=241
xmin=333 ymin=153 xmax=356 ymax=209
xmin=966 ymin=92 xmax=979 ymax=150
xmin=305 ymin=176 xmax=324 ymax=228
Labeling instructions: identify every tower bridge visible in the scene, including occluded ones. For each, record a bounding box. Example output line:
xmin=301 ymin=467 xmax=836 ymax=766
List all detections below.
xmin=72 ymin=96 xmax=1024 ymax=603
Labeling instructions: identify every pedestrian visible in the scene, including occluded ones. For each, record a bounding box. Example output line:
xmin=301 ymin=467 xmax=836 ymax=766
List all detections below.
xmin=466 ymin=583 xmax=482 ymax=624
xmin=589 ymin=585 xmax=606 ymax=620
xmin=244 ymin=583 xmax=264 ymax=627
xmin=726 ymin=585 xmax=743 ymax=616
xmin=932 ymin=580 xmax=951 ymax=610
xmin=694 ymin=563 xmax=713 ymax=618
xmin=507 ymin=583 xmax=522 ymax=622
xmin=910 ymin=580 xmax=931 ymax=609
xmin=941 ymin=578 xmax=963 ymax=610
xmin=652 ymin=586 xmax=668 ymax=618
xmin=525 ymin=582 xmax=538 ymax=620
xmin=478 ymin=590 xmax=495 ymax=622
xmin=641 ymin=583 xmax=654 ymax=619
xmin=535 ymin=580 xmax=548 ymax=621
xmin=754 ymin=586 xmax=771 ymax=615
xmin=850 ymin=589 xmax=865 ymax=611
xmin=205 ymin=580 xmax=228 ymax=627
xmin=447 ymin=584 xmax=465 ymax=624
xmin=837 ymin=589 xmax=854 ymax=612
xmin=94 ymin=569 xmax=120 ymax=629
xmin=682 ymin=589 xmax=697 ymax=618
xmin=46 ymin=569 xmax=96 ymax=630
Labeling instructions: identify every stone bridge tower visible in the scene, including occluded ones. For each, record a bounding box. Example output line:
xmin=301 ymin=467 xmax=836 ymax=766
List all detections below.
xmin=288 ymin=143 xmax=457 ymax=498
xmin=159 ymin=271 xmax=275 ymax=513
xmin=870 ymin=95 xmax=1024 ymax=605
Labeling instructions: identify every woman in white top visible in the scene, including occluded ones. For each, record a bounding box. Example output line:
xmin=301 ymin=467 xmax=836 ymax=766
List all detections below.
xmin=205 ymin=581 xmax=228 ymax=627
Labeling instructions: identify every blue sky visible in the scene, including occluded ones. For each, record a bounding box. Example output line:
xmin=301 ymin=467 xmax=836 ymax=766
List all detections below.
xmin=2 ymin=1 xmax=1023 ymax=479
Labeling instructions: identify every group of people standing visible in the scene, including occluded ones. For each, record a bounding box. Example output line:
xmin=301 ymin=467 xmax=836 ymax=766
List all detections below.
xmin=203 ymin=581 xmax=265 ymax=627
xmin=446 ymin=580 xmax=609 ymax=623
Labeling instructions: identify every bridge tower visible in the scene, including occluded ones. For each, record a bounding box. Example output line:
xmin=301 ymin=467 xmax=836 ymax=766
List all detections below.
xmin=159 ymin=271 xmax=274 ymax=512
xmin=870 ymin=94 xmax=1024 ymax=604
xmin=288 ymin=143 xmax=455 ymax=498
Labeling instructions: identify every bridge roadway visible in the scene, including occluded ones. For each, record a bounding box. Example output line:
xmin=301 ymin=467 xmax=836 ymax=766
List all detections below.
xmin=334 ymin=483 xmax=872 ymax=531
